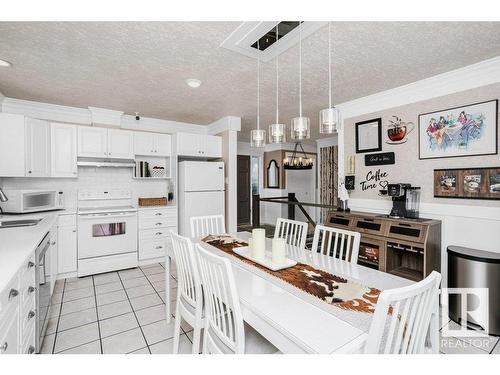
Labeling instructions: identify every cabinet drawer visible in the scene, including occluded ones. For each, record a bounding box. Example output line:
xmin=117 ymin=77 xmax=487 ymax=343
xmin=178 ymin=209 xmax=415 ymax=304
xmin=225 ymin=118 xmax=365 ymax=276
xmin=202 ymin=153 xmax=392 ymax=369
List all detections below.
xmin=22 ymin=329 xmax=36 ymax=354
xmin=139 ymin=208 xmax=177 ymax=220
xmin=139 ymin=227 xmax=176 ymax=241
xmin=0 ymin=308 xmax=19 ymax=355
xmin=0 ymin=275 xmax=20 ymax=318
xmin=140 ymin=217 xmax=177 ymax=230
xmin=58 ymin=213 xmax=77 ymax=227
xmin=21 ymin=300 xmax=37 ymax=337
xmin=139 ymin=237 xmax=172 ymax=260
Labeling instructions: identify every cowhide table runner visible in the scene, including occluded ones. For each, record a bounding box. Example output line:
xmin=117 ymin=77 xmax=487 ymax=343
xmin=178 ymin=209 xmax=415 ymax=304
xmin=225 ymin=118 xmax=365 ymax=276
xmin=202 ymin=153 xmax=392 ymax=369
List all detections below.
xmin=202 ymin=234 xmax=382 ymax=314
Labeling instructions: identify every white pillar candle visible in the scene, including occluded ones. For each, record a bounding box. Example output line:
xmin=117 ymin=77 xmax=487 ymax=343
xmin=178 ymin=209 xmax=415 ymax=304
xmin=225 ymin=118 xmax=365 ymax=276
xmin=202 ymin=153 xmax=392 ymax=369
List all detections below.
xmin=248 ymin=237 xmax=253 ymax=250
xmin=272 ymin=238 xmax=287 ymax=264
xmin=252 ymin=228 xmax=266 ymax=260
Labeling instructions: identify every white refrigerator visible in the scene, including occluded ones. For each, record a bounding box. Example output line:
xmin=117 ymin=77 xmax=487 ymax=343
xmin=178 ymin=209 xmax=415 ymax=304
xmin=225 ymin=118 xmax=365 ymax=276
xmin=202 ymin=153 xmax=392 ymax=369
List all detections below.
xmin=178 ymin=161 xmax=225 ymax=236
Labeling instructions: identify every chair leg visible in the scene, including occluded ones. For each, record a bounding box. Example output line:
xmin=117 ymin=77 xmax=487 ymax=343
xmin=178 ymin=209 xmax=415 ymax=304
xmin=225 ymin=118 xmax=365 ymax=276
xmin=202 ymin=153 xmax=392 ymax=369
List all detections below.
xmin=172 ymin=305 xmax=182 ymax=354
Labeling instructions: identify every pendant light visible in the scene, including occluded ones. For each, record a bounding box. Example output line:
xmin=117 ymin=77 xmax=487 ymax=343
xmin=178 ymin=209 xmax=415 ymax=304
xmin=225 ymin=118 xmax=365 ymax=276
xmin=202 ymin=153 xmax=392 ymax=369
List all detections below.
xmin=291 ymin=24 xmax=310 ymax=141
xmin=269 ymin=25 xmax=286 ymax=144
xmin=320 ymin=22 xmax=341 ymax=134
xmin=251 ymin=40 xmax=266 ymax=147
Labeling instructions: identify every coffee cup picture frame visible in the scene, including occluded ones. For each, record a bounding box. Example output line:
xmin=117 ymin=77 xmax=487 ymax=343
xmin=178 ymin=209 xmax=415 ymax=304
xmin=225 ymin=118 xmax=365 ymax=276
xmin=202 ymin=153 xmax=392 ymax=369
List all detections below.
xmin=355 ymin=118 xmax=382 ymax=154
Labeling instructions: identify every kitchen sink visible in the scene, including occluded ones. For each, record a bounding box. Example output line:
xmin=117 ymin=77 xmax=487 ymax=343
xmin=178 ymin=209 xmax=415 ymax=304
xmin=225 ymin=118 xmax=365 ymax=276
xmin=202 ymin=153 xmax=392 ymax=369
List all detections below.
xmin=0 ymin=219 xmax=42 ymax=228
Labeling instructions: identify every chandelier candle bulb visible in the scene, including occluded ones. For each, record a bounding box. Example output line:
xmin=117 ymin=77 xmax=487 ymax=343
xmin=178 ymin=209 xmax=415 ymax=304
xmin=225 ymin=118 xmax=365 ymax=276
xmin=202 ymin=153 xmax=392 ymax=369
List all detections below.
xmin=251 ymin=228 xmax=266 ymax=260
xmin=272 ymin=238 xmax=287 ymax=264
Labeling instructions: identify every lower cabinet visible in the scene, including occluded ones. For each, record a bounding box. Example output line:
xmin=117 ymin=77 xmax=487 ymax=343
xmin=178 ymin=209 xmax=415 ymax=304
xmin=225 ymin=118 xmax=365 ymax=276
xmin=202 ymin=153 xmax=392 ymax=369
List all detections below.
xmin=138 ymin=207 xmax=177 ymax=262
xmin=0 ymin=253 xmax=36 ymax=354
xmin=57 ymin=214 xmax=78 ymax=277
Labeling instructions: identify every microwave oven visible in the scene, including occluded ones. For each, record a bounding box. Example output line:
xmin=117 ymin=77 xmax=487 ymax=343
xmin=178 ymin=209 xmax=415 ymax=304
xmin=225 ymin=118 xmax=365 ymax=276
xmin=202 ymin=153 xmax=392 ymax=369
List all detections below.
xmin=0 ymin=189 xmax=62 ymax=213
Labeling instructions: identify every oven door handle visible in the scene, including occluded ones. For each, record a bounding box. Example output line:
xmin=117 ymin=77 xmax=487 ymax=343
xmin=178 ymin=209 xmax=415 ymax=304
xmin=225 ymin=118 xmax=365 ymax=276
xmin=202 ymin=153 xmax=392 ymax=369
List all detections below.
xmin=78 ymin=212 xmax=137 ymax=219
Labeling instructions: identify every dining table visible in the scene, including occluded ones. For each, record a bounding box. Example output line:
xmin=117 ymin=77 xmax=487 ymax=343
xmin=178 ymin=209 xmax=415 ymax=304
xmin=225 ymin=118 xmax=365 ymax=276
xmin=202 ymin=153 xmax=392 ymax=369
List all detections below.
xmin=164 ymin=231 xmax=436 ymax=354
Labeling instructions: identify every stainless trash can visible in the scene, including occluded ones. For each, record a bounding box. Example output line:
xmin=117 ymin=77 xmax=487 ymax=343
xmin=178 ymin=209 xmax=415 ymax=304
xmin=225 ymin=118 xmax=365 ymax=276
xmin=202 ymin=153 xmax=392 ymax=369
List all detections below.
xmin=448 ymin=246 xmax=500 ymax=336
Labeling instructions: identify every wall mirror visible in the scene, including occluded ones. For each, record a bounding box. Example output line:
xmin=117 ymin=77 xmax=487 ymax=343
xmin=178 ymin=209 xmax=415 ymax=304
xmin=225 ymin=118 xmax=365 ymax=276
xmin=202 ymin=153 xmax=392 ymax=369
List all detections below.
xmin=267 ymin=160 xmax=280 ymax=188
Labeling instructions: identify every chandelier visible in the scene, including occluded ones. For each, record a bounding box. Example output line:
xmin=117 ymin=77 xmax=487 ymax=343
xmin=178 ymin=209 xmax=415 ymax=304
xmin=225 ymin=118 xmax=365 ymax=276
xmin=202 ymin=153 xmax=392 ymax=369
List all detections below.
xmin=283 ymin=143 xmax=313 ymax=170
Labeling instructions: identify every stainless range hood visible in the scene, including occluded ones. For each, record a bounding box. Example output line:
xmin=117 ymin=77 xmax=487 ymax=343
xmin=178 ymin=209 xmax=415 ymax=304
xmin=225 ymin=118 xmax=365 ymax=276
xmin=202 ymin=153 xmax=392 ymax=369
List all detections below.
xmin=77 ymin=158 xmax=135 ymax=168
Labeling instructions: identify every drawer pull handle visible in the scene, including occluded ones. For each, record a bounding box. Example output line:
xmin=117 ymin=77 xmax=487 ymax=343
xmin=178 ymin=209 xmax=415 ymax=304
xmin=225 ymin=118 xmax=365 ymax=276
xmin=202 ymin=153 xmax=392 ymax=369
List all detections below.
xmin=155 ymin=245 xmax=163 ymax=249
xmin=51 ymin=241 xmax=56 ymax=245
xmin=155 ymin=213 xmax=163 ymax=216
xmin=28 ymin=310 xmax=36 ymax=320
xmin=8 ymin=289 xmax=19 ymax=300
xmin=28 ymin=345 xmax=35 ymax=354
xmin=155 ymin=232 xmax=163 ymax=235
xmin=28 ymin=261 xmax=35 ymax=268
xmin=0 ymin=342 xmax=8 ymax=353
xmin=28 ymin=286 xmax=36 ymax=294
xmin=155 ymin=222 xmax=162 ymax=226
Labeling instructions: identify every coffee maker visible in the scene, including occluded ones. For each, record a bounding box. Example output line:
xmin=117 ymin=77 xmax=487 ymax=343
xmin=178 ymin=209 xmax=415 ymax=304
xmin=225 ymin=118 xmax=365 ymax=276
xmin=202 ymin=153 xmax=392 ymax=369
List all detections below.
xmin=387 ymin=183 xmax=421 ymax=218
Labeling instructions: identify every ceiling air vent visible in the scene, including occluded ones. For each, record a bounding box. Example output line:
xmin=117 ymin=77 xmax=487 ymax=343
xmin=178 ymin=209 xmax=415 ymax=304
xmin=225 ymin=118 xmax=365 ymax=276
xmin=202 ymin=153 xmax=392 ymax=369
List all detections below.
xmin=221 ymin=21 xmax=326 ymax=62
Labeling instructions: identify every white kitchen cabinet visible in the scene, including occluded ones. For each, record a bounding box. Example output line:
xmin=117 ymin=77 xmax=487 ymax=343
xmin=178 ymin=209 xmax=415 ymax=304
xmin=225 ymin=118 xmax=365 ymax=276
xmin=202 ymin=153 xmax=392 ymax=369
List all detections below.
xmin=138 ymin=207 xmax=177 ymax=262
xmin=57 ymin=215 xmax=77 ymax=276
xmin=134 ymin=132 xmax=171 ymax=156
xmin=176 ymin=132 xmax=221 ymax=158
xmin=204 ymin=135 xmax=222 ymax=158
xmin=78 ymin=126 xmax=108 ymax=158
xmin=0 ymin=306 xmax=19 ymax=354
xmin=25 ymin=118 xmax=51 ymax=177
xmin=107 ymin=129 xmax=134 ymax=159
xmin=51 ymin=123 xmax=78 ymax=178
xmin=78 ymin=127 xmax=133 ymax=159
xmin=0 ymin=113 xmax=26 ymax=177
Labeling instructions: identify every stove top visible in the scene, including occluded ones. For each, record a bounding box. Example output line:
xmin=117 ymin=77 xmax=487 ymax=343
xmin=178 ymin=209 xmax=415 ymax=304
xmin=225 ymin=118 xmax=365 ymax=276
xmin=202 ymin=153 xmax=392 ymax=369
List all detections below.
xmin=77 ymin=189 xmax=136 ymax=214
xmin=78 ymin=205 xmax=137 ymax=214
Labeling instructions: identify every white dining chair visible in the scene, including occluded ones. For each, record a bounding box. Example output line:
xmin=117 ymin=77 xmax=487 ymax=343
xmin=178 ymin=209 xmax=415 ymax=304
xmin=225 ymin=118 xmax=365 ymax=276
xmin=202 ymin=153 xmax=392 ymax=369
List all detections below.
xmin=364 ymin=271 xmax=442 ymax=354
xmin=190 ymin=214 xmax=226 ymax=238
xmin=311 ymin=224 xmax=361 ymax=263
xmin=195 ymin=243 xmax=279 ymax=354
xmin=170 ymin=231 xmax=204 ymax=354
xmin=274 ymin=218 xmax=308 ymax=250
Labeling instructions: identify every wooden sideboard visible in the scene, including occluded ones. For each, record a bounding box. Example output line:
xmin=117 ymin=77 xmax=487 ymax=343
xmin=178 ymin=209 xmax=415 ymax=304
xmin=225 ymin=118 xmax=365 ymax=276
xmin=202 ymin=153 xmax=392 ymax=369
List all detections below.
xmin=325 ymin=211 xmax=441 ymax=281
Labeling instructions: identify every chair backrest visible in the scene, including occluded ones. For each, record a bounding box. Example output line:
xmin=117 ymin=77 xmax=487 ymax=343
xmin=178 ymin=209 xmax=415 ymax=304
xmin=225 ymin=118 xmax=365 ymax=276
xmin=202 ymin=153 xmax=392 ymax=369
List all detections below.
xmin=190 ymin=215 xmax=226 ymax=238
xmin=311 ymin=224 xmax=361 ymax=263
xmin=195 ymin=243 xmax=245 ymax=354
xmin=274 ymin=218 xmax=308 ymax=250
xmin=170 ymin=231 xmax=203 ymax=311
xmin=364 ymin=271 xmax=442 ymax=354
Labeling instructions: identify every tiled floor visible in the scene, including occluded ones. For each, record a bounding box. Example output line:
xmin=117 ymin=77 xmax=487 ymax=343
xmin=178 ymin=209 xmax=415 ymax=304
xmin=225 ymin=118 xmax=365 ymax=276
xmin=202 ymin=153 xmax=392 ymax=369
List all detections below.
xmin=41 ymin=262 xmax=194 ymax=354
xmin=41 ymin=262 xmax=499 ymax=354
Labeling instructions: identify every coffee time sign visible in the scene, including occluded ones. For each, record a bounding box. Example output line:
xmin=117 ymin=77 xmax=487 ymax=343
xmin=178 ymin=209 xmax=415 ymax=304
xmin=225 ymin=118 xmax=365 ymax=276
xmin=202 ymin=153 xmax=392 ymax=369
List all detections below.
xmin=360 ymin=168 xmax=389 ymax=191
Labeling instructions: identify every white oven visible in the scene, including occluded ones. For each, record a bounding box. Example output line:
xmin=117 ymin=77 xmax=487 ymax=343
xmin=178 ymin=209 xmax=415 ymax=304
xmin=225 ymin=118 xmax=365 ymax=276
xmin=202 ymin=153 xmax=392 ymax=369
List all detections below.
xmin=77 ymin=189 xmax=138 ymax=276
xmin=78 ymin=210 xmax=137 ymax=259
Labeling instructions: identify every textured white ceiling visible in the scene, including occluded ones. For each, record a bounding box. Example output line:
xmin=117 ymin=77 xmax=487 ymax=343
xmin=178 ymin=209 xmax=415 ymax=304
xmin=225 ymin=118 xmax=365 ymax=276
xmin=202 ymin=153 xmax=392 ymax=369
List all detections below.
xmin=1 ymin=21 xmax=499 ymax=141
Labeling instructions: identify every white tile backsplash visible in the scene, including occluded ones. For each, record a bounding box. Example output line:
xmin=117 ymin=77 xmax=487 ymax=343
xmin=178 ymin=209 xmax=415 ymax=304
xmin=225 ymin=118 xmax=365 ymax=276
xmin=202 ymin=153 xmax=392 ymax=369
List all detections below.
xmin=1 ymin=167 xmax=169 ymax=209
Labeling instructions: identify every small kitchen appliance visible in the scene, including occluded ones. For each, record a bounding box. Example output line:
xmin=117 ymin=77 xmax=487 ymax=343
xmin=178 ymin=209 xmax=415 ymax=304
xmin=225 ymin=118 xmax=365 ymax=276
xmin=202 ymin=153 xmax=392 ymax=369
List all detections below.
xmin=0 ymin=189 xmax=63 ymax=213
xmin=387 ymin=183 xmax=421 ymax=219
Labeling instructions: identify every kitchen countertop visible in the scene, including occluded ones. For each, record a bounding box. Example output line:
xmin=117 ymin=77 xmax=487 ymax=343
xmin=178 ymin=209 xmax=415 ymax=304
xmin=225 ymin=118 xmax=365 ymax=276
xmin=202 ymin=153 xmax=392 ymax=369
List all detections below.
xmin=0 ymin=211 xmax=59 ymax=291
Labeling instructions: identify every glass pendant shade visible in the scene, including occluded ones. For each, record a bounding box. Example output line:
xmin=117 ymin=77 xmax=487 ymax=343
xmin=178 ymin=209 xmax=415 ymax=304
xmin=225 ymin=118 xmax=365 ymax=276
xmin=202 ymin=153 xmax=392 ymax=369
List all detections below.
xmin=251 ymin=129 xmax=266 ymax=147
xmin=290 ymin=116 xmax=310 ymax=140
xmin=269 ymin=123 xmax=286 ymax=144
xmin=320 ymin=107 xmax=340 ymax=134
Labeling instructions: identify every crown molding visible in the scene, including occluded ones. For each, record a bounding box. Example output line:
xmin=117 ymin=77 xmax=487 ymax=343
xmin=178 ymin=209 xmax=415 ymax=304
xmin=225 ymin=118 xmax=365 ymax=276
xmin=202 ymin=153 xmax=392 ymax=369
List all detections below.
xmin=207 ymin=116 xmax=241 ymax=135
xmin=336 ymin=56 xmax=500 ymax=119
xmin=2 ymin=97 xmax=91 ymax=124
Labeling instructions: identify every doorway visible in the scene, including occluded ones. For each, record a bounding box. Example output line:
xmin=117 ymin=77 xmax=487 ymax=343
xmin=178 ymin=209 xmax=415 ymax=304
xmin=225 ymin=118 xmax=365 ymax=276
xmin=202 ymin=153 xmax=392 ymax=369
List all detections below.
xmin=237 ymin=155 xmax=251 ymax=225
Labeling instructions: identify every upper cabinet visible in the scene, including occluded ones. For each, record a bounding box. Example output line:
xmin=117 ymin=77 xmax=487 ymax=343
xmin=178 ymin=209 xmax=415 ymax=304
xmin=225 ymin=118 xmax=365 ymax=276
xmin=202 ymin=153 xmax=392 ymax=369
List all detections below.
xmin=107 ymin=129 xmax=134 ymax=159
xmin=25 ymin=118 xmax=51 ymax=177
xmin=0 ymin=113 xmax=27 ymax=177
xmin=133 ymin=132 xmax=171 ymax=157
xmin=78 ymin=127 xmax=133 ymax=159
xmin=77 ymin=126 xmax=107 ymax=158
xmin=51 ymin=123 xmax=77 ymax=178
xmin=0 ymin=114 xmax=52 ymax=178
xmin=177 ymin=133 xmax=222 ymax=158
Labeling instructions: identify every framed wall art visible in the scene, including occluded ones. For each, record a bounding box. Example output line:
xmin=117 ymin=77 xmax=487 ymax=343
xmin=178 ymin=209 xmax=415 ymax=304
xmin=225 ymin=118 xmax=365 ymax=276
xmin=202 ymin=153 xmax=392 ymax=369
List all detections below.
xmin=355 ymin=118 xmax=382 ymax=154
xmin=419 ymin=99 xmax=498 ymax=160
xmin=434 ymin=167 xmax=500 ymax=200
